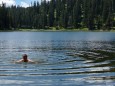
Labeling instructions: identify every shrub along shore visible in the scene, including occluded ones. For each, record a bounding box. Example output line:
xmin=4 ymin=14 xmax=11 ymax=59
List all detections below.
xmin=0 ymin=28 xmax=115 ymax=32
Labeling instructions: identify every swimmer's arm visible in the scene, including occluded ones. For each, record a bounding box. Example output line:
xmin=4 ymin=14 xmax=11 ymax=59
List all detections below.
xmin=14 ymin=59 xmax=23 ymax=63
xmin=28 ymin=59 xmax=35 ymax=62
xmin=28 ymin=59 xmax=37 ymax=63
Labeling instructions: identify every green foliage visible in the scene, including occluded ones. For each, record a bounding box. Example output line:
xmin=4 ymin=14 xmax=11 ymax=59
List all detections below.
xmin=0 ymin=3 xmax=9 ymax=30
xmin=0 ymin=0 xmax=115 ymax=30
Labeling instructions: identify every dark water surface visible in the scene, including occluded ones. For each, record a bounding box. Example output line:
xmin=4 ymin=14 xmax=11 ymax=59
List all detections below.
xmin=0 ymin=32 xmax=115 ymax=86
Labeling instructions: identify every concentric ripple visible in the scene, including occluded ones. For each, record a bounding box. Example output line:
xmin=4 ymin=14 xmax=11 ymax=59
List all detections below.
xmin=0 ymin=32 xmax=115 ymax=86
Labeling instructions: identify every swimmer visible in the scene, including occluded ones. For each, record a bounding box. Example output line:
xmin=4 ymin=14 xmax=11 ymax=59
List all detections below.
xmin=15 ymin=54 xmax=35 ymax=63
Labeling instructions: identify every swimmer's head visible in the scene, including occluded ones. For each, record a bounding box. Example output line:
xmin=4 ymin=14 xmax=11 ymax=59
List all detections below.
xmin=23 ymin=54 xmax=28 ymax=60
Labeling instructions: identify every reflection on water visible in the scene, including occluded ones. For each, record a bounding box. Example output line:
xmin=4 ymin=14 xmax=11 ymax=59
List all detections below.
xmin=0 ymin=32 xmax=115 ymax=86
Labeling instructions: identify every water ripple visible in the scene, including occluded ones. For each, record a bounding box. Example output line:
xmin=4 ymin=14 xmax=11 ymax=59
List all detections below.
xmin=0 ymin=34 xmax=115 ymax=85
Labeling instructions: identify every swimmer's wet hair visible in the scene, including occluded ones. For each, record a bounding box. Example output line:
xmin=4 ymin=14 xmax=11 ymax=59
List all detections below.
xmin=23 ymin=54 xmax=27 ymax=58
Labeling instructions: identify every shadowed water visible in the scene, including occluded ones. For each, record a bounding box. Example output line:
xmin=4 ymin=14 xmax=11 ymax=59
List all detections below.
xmin=0 ymin=32 xmax=115 ymax=86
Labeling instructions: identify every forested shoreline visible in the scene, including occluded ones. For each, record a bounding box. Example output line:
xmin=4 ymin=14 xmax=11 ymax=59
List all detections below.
xmin=0 ymin=0 xmax=115 ymax=31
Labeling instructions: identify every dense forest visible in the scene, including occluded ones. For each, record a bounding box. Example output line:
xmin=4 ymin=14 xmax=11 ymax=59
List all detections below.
xmin=0 ymin=0 xmax=115 ymax=30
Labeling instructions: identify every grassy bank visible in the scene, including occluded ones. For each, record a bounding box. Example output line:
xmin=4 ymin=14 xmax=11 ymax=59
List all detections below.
xmin=17 ymin=28 xmax=115 ymax=32
xmin=0 ymin=27 xmax=115 ymax=32
xmin=18 ymin=28 xmax=88 ymax=32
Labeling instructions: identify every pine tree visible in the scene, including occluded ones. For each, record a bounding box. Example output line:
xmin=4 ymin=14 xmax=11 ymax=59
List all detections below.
xmin=0 ymin=3 xmax=9 ymax=30
xmin=48 ymin=0 xmax=55 ymax=27
xmin=73 ymin=0 xmax=82 ymax=29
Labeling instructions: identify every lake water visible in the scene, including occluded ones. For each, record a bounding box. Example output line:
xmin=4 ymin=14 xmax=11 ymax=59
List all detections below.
xmin=0 ymin=32 xmax=115 ymax=86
